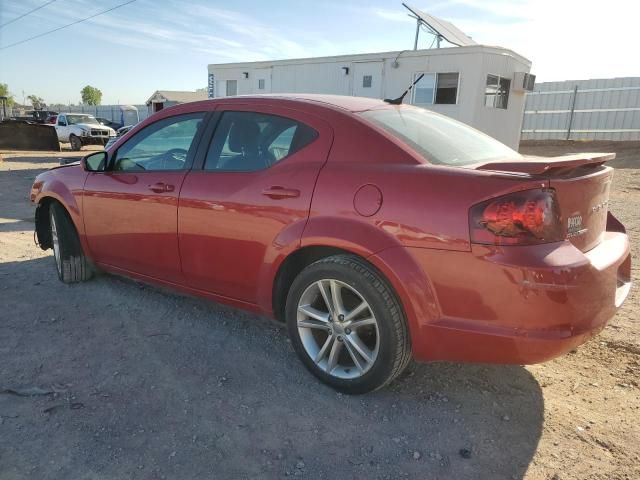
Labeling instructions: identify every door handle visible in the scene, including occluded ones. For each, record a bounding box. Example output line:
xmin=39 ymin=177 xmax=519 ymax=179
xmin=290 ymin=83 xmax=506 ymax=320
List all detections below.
xmin=262 ymin=186 xmax=300 ymax=199
xmin=148 ymin=182 xmax=174 ymax=193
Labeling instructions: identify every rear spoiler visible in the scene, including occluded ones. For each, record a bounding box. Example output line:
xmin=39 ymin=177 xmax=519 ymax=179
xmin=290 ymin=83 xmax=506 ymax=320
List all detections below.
xmin=476 ymin=152 xmax=615 ymax=175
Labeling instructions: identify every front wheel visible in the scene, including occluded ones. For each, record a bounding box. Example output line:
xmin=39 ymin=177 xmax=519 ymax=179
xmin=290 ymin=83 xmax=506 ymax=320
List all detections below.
xmin=69 ymin=134 xmax=82 ymax=151
xmin=49 ymin=202 xmax=93 ymax=283
xmin=286 ymin=255 xmax=411 ymax=394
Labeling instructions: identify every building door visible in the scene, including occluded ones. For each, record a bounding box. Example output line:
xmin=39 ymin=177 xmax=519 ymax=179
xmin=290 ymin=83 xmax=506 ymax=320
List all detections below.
xmin=352 ymin=61 xmax=383 ymax=99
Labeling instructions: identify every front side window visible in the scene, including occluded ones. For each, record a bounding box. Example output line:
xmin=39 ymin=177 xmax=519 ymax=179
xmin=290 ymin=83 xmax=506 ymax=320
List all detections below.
xmin=113 ymin=112 xmax=205 ymax=171
xmin=204 ymin=111 xmax=318 ymax=171
xmin=485 ymin=74 xmax=511 ymax=109
xmin=226 ymin=80 xmax=238 ymax=96
xmin=359 ymin=106 xmax=520 ymax=167
xmin=58 ymin=115 xmax=66 ymax=125
xmin=67 ymin=114 xmax=99 ymax=125
xmin=412 ymin=72 xmax=459 ymax=105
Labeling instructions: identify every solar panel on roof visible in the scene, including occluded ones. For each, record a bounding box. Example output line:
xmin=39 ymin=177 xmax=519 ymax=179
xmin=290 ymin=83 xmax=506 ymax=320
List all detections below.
xmin=402 ymin=3 xmax=477 ymax=47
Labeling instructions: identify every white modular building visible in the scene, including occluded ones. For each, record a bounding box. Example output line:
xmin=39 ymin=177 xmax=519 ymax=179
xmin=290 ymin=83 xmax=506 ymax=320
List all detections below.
xmin=207 ymin=45 xmax=533 ymax=149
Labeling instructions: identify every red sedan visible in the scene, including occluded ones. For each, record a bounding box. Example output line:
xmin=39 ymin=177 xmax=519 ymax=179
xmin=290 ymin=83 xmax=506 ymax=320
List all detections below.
xmin=31 ymin=95 xmax=631 ymax=393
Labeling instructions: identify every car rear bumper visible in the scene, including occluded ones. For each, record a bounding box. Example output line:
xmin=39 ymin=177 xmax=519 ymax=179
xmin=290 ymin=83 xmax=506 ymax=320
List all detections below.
xmin=388 ymin=231 xmax=631 ymax=364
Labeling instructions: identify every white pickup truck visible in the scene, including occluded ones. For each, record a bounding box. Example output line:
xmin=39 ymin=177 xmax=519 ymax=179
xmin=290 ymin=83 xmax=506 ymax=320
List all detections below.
xmin=53 ymin=113 xmax=116 ymax=151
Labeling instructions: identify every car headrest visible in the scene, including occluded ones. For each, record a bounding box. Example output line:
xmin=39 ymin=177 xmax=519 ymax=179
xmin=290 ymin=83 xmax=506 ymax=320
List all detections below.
xmin=228 ymin=118 xmax=260 ymax=153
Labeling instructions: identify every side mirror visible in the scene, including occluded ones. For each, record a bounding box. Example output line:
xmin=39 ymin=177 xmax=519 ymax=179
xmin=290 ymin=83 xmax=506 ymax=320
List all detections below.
xmin=83 ymin=151 xmax=107 ymax=172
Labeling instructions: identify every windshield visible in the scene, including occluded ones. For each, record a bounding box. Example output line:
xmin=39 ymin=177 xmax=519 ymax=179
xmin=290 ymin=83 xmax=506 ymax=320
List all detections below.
xmin=359 ymin=107 xmax=521 ymax=166
xmin=67 ymin=114 xmax=99 ymax=125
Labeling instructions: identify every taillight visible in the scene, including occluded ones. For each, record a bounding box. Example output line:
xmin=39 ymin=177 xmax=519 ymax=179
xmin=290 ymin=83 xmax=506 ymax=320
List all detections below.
xmin=470 ymin=189 xmax=562 ymax=245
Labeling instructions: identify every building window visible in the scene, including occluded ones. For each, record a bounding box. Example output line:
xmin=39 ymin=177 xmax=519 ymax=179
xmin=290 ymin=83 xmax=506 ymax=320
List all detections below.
xmin=258 ymin=79 xmax=265 ymax=90
xmin=435 ymin=73 xmax=458 ymax=104
xmin=412 ymin=72 xmax=459 ymax=105
xmin=413 ymin=73 xmax=436 ymax=105
xmin=226 ymin=80 xmax=237 ymax=97
xmin=362 ymin=75 xmax=372 ymax=88
xmin=485 ymin=75 xmax=510 ymax=109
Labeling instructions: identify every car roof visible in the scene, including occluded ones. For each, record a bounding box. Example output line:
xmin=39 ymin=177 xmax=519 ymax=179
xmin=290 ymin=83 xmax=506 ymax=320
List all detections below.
xmin=205 ymin=94 xmax=391 ymax=113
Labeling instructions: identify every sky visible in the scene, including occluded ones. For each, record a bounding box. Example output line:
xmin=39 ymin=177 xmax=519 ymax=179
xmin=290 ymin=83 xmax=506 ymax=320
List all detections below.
xmin=1 ymin=0 xmax=639 ymax=105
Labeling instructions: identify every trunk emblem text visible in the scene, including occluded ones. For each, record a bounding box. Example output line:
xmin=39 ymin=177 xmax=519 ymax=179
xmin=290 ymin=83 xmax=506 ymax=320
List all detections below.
xmin=567 ymin=215 xmax=587 ymax=238
xmin=591 ymin=200 xmax=609 ymax=213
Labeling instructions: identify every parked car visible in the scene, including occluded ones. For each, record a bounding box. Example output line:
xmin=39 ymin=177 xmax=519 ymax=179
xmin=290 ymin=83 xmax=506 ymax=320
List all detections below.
xmin=104 ymin=124 xmax=133 ymax=150
xmin=30 ymin=95 xmax=631 ymax=393
xmin=32 ymin=110 xmax=58 ymax=123
xmin=52 ymin=113 xmax=116 ymax=151
xmin=96 ymin=117 xmax=122 ymax=130
xmin=12 ymin=110 xmax=57 ymax=124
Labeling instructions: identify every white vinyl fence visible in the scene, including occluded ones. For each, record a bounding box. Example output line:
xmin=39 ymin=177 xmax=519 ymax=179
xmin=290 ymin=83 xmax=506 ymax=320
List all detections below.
xmin=522 ymin=77 xmax=640 ymax=141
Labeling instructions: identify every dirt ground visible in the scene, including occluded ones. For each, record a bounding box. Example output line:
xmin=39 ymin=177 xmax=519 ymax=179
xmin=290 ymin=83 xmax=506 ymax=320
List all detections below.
xmin=0 ymin=142 xmax=638 ymax=480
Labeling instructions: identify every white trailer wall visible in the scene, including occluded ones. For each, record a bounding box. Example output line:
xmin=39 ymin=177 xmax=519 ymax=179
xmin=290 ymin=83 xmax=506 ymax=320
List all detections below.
xmin=208 ymin=46 xmax=531 ymax=149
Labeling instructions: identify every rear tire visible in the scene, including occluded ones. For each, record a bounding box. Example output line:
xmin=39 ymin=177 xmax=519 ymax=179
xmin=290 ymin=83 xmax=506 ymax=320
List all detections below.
xmin=286 ymin=254 xmax=411 ymax=394
xmin=69 ymin=134 xmax=82 ymax=151
xmin=49 ymin=202 xmax=93 ymax=283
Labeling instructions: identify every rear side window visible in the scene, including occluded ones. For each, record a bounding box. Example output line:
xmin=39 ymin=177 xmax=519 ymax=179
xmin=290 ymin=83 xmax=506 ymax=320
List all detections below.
xmin=204 ymin=111 xmax=318 ymax=171
xmin=359 ymin=107 xmax=520 ymax=167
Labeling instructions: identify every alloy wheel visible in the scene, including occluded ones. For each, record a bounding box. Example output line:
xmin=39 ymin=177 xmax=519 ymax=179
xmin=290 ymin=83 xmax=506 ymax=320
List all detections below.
xmin=50 ymin=212 xmax=62 ymax=275
xmin=296 ymin=279 xmax=380 ymax=379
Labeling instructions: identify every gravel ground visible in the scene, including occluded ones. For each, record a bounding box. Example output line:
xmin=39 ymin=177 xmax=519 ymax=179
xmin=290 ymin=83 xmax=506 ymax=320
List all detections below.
xmin=0 ymin=143 xmax=638 ymax=480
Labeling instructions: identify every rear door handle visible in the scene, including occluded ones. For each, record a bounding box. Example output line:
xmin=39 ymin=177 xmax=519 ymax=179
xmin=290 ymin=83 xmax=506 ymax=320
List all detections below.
xmin=148 ymin=182 xmax=174 ymax=193
xmin=262 ymin=186 xmax=300 ymax=199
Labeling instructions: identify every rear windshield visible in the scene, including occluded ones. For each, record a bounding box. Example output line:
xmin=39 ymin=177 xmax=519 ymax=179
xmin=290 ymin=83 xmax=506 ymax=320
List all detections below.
xmin=358 ymin=107 xmax=521 ymax=166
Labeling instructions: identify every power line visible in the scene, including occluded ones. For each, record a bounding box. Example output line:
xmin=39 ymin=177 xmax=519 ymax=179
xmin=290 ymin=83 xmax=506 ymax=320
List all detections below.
xmin=0 ymin=0 xmax=57 ymax=29
xmin=0 ymin=0 xmax=138 ymax=51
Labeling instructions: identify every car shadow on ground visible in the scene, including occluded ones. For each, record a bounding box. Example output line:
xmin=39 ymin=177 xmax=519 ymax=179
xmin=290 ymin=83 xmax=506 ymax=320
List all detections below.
xmin=0 ymin=255 xmax=543 ymax=480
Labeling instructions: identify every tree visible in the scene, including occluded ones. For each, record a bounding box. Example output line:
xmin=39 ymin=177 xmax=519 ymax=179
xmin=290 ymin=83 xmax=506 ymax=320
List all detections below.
xmin=81 ymin=85 xmax=102 ymax=106
xmin=0 ymin=83 xmax=16 ymax=106
xmin=27 ymin=94 xmax=45 ymax=109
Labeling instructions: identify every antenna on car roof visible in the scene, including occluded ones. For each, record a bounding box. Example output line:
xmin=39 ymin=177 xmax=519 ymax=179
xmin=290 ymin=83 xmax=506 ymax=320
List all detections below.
xmin=384 ymin=73 xmax=424 ymax=105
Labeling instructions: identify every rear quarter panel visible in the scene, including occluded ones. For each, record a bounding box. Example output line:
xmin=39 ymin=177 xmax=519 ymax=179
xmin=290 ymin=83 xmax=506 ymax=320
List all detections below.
xmin=305 ymin=113 xmax=553 ymax=342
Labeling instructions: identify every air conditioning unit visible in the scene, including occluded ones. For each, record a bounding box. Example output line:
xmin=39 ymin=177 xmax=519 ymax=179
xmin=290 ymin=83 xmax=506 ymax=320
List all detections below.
xmin=513 ymin=72 xmax=536 ymax=92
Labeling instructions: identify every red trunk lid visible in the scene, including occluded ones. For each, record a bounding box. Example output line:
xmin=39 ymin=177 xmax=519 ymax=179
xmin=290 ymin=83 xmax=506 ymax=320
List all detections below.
xmin=477 ymin=153 xmax=615 ymax=252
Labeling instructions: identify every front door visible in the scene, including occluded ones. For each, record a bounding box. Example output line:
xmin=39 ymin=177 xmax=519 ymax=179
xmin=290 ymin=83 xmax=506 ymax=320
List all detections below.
xmin=55 ymin=114 xmax=69 ymax=141
xmin=178 ymin=105 xmax=333 ymax=303
xmin=83 ymin=111 xmax=207 ymax=283
xmin=352 ymin=61 xmax=384 ymax=99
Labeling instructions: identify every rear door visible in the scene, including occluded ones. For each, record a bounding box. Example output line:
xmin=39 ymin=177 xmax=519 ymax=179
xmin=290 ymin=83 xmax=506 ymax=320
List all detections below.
xmin=56 ymin=115 xmax=69 ymax=141
xmin=178 ymin=105 xmax=333 ymax=302
xmin=83 ymin=111 xmax=208 ymax=283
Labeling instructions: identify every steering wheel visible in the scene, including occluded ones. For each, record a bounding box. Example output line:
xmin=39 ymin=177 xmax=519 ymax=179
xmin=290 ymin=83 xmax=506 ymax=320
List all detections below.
xmin=145 ymin=148 xmax=188 ymax=170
